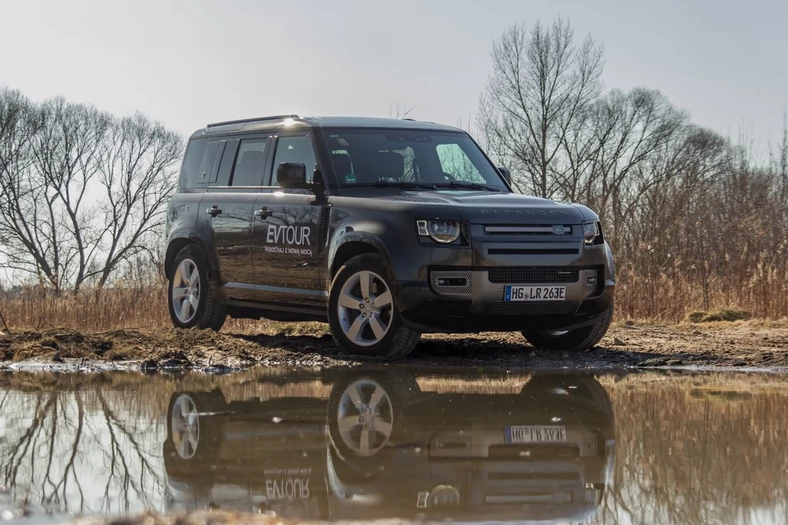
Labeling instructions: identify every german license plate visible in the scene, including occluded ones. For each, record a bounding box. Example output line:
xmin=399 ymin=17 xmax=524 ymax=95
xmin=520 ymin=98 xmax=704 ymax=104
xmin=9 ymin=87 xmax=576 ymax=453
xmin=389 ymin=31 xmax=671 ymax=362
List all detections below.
xmin=505 ymin=425 xmax=567 ymax=443
xmin=504 ymin=285 xmax=566 ymax=301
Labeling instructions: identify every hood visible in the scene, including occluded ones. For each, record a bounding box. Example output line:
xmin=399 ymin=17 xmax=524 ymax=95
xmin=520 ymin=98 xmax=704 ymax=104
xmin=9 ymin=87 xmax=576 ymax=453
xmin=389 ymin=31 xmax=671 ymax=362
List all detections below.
xmin=366 ymin=190 xmax=588 ymax=224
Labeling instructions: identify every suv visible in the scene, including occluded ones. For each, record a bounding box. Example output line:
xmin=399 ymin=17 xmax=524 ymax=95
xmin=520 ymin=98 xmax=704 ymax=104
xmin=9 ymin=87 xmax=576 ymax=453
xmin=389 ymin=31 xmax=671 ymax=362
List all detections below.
xmin=164 ymin=115 xmax=615 ymax=358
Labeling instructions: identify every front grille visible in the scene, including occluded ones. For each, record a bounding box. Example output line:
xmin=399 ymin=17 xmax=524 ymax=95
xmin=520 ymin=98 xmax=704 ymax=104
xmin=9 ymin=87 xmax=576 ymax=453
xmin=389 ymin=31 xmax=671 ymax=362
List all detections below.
xmin=488 ymin=444 xmax=580 ymax=460
xmin=484 ymin=224 xmax=574 ymax=236
xmin=487 ymin=301 xmax=577 ymax=315
xmin=487 ymin=267 xmax=581 ymax=284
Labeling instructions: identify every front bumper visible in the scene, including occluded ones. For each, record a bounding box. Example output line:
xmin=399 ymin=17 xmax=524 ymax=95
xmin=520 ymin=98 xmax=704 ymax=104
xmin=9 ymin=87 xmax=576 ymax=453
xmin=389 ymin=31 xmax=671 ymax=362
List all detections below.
xmin=395 ymin=272 xmax=614 ymax=333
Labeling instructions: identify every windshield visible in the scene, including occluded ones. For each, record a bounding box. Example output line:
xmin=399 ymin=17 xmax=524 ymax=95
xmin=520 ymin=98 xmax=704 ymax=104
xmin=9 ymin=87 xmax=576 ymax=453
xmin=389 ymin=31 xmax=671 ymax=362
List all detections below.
xmin=323 ymin=128 xmax=509 ymax=191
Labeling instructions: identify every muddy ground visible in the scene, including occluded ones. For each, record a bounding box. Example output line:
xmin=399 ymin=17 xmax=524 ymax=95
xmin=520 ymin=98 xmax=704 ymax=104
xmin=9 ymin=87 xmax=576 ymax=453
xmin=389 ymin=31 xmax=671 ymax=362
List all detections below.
xmin=1 ymin=319 xmax=786 ymax=371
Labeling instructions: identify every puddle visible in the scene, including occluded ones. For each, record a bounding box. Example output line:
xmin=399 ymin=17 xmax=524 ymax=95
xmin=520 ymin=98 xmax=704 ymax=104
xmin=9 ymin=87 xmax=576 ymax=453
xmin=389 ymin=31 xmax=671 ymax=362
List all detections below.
xmin=0 ymin=367 xmax=787 ymax=524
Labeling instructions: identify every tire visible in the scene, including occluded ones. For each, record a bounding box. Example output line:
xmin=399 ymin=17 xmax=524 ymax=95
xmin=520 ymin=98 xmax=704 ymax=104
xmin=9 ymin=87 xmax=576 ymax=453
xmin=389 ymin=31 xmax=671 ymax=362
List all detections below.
xmin=167 ymin=244 xmax=226 ymax=331
xmin=328 ymin=253 xmax=420 ymax=358
xmin=164 ymin=390 xmax=228 ymax=470
xmin=327 ymin=370 xmax=416 ymax=479
xmin=522 ymin=302 xmax=614 ymax=352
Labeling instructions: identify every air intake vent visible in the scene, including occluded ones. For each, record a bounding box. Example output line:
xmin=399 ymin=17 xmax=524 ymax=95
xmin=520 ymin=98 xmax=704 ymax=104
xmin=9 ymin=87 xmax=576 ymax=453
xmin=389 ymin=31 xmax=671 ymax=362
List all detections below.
xmin=430 ymin=270 xmax=473 ymax=296
xmin=487 ymin=267 xmax=581 ymax=284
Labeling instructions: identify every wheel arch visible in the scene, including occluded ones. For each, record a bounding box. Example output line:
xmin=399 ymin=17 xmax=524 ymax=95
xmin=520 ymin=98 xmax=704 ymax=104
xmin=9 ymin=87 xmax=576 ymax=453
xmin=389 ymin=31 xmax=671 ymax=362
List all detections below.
xmin=165 ymin=232 xmax=219 ymax=281
xmin=328 ymin=234 xmax=393 ymax=281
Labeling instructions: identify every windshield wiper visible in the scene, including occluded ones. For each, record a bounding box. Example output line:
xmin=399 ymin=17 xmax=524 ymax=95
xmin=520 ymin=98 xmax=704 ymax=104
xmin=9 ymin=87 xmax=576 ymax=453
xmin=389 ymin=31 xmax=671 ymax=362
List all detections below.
xmin=339 ymin=181 xmax=437 ymax=190
xmin=435 ymin=181 xmax=501 ymax=192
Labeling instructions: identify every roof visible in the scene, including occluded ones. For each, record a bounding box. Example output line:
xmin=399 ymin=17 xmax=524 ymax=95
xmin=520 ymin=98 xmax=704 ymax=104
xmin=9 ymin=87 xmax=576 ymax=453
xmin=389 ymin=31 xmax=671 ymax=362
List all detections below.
xmin=189 ymin=115 xmax=463 ymax=139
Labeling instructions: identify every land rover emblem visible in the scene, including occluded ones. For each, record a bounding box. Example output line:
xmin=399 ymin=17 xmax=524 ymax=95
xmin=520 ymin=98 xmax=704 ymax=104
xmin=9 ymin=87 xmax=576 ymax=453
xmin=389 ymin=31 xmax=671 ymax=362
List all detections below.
xmin=552 ymin=225 xmax=566 ymax=235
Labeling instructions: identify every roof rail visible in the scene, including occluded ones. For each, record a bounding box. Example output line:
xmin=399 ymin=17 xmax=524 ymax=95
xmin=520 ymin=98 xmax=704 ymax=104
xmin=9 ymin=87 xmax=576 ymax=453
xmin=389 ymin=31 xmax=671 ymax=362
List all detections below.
xmin=206 ymin=114 xmax=301 ymax=128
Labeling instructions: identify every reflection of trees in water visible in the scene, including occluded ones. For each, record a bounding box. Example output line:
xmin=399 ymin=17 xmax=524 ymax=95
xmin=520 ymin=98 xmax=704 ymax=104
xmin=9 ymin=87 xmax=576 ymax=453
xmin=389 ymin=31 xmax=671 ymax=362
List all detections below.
xmin=593 ymin=387 xmax=788 ymax=525
xmin=0 ymin=389 xmax=163 ymax=516
xmin=1 ymin=374 xmax=787 ymax=522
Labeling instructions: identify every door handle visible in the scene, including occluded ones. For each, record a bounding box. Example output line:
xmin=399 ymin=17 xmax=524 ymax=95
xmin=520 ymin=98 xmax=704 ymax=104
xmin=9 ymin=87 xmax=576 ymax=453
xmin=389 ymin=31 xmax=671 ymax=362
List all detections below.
xmin=255 ymin=206 xmax=273 ymax=218
xmin=206 ymin=206 xmax=222 ymax=216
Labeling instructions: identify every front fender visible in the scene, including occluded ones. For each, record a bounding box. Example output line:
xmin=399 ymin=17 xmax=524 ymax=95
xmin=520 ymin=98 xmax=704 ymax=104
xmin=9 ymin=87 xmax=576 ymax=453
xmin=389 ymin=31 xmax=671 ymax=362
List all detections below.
xmin=328 ymin=229 xmax=394 ymax=273
xmin=327 ymin=216 xmax=429 ymax=282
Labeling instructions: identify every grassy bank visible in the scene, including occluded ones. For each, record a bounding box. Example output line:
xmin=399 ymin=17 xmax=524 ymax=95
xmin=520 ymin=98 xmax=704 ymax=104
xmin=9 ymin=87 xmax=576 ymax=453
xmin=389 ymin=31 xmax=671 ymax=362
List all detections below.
xmin=1 ymin=275 xmax=787 ymax=333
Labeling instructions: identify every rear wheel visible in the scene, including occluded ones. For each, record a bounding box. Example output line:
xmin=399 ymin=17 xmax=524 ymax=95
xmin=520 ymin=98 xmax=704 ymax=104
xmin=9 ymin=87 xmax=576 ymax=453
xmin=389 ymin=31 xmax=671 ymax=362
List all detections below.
xmin=167 ymin=244 xmax=226 ymax=330
xmin=328 ymin=254 xmax=420 ymax=358
xmin=522 ymin=303 xmax=614 ymax=352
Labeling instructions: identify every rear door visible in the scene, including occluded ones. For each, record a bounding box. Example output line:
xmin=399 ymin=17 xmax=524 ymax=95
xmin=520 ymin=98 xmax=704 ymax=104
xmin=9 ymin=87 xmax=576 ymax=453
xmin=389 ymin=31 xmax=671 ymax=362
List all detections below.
xmin=204 ymin=135 xmax=272 ymax=301
xmin=252 ymin=133 xmax=327 ymax=308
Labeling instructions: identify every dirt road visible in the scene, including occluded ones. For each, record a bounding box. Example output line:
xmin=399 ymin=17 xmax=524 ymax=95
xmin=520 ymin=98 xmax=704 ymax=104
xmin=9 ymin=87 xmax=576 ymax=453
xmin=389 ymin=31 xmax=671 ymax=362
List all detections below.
xmin=1 ymin=320 xmax=786 ymax=371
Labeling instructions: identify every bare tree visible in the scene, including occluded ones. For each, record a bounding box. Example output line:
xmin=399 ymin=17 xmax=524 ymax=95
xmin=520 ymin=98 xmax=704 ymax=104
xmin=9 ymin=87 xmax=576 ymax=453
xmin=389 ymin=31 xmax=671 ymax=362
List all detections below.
xmin=0 ymin=91 xmax=183 ymax=294
xmin=94 ymin=113 xmax=182 ymax=288
xmin=478 ymin=17 xmax=604 ymax=197
xmin=389 ymin=102 xmax=416 ymax=119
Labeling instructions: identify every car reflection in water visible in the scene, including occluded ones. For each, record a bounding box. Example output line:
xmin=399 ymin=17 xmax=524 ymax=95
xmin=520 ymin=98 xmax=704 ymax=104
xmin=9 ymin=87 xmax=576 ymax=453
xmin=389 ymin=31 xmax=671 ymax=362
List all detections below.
xmin=163 ymin=368 xmax=616 ymax=523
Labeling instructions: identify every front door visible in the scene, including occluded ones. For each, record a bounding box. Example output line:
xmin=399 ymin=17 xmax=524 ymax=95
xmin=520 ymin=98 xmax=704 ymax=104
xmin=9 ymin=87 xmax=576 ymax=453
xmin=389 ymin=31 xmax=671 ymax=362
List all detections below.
xmin=253 ymin=134 xmax=326 ymax=307
xmin=205 ymin=136 xmax=271 ymax=301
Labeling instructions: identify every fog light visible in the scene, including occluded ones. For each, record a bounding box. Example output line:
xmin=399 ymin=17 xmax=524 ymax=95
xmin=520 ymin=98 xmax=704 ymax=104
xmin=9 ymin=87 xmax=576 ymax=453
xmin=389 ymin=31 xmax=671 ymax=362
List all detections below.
xmin=587 ymin=275 xmax=597 ymax=286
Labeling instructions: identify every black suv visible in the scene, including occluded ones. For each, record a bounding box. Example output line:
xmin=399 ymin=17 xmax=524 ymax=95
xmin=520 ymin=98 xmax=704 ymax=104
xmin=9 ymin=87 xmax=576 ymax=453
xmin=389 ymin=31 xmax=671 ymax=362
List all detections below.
xmin=164 ymin=115 xmax=615 ymax=357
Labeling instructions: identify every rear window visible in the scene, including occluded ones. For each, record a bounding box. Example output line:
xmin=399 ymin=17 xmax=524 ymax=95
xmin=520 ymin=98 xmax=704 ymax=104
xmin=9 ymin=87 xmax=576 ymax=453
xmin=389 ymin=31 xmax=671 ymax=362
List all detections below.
xmin=179 ymin=139 xmax=209 ymax=189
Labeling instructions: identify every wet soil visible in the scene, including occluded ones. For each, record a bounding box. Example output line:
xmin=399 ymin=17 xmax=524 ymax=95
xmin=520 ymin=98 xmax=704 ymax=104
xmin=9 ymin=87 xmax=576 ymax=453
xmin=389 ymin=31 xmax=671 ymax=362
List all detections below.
xmin=1 ymin=320 xmax=786 ymax=371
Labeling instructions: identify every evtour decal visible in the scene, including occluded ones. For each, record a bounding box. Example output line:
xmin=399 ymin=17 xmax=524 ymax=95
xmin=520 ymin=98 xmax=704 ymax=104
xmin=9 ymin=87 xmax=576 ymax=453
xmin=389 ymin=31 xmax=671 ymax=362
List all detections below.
xmin=264 ymin=225 xmax=313 ymax=256
xmin=264 ymin=467 xmax=312 ymax=501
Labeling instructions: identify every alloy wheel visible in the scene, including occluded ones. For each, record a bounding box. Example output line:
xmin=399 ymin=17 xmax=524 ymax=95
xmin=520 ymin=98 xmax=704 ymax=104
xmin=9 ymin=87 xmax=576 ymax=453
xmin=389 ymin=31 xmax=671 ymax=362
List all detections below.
xmin=336 ymin=379 xmax=394 ymax=456
xmin=337 ymin=270 xmax=393 ymax=347
xmin=172 ymin=258 xmax=200 ymax=323
xmin=171 ymin=394 xmax=200 ymax=459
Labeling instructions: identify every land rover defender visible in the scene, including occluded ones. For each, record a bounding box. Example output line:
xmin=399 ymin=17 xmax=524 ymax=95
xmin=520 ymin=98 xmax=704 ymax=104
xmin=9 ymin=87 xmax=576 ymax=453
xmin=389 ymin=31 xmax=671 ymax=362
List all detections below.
xmin=164 ymin=115 xmax=615 ymax=357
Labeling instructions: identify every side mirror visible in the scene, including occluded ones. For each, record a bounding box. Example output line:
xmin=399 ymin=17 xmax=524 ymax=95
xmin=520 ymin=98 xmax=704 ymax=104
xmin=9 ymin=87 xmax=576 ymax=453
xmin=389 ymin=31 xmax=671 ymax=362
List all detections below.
xmin=498 ymin=167 xmax=512 ymax=184
xmin=276 ymin=162 xmax=326 ymax=198
xmin=277 ymin=162 xmax=307 ymax=188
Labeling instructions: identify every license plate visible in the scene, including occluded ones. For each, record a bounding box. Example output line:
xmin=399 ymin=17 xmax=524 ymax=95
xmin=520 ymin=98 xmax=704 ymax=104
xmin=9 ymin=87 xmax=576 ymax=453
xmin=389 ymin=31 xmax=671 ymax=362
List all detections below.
xmin=504 ymin=285 xmax=566 ymax=301
xmin=505 ymin=425 xmax=567 ymax=443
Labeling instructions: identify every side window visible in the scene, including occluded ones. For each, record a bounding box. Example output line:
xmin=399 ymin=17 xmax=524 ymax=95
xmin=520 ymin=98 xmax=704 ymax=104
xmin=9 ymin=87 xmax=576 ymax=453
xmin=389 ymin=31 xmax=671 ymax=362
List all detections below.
xmin=230 ymin=138 xmax=270 ymax=186
xmin=436 ymin=143 xmax=486 ymax=184
xmin=271 ymin=136 xmax=317 ymax=186
xmin=179 ymin=139 xmax=208 ymax=188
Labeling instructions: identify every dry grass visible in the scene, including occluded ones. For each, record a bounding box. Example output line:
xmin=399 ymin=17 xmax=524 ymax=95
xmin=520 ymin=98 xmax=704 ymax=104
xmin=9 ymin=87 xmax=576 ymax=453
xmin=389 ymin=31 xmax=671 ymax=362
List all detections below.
xmin=2 ymin=270 xmax=787 ymax=333
xmin=615 ymin=264 xmax=788 ymax=323
xmin=0 ymin=282 xmax=327 ymax=334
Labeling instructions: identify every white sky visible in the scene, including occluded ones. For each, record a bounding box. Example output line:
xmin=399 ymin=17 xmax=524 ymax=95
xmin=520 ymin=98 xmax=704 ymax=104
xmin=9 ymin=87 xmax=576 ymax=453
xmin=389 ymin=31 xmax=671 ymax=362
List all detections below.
xmin=1 ymin=0 xmax=786 ymax=155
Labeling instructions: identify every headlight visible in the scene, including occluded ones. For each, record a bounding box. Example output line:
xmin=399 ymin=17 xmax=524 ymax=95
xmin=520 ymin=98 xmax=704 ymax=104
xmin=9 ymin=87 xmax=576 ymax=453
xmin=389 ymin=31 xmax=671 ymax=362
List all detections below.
xmin=583 ymin=221 xmax=602 ymax=244
xmin=416 ymin=220 xmax=461 ymax=244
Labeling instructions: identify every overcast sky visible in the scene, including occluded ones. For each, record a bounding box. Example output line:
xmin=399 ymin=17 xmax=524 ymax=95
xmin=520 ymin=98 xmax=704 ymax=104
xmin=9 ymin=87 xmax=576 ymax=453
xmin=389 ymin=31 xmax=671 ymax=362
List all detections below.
xmin=1 ymin=0 xmax=786 ymax=154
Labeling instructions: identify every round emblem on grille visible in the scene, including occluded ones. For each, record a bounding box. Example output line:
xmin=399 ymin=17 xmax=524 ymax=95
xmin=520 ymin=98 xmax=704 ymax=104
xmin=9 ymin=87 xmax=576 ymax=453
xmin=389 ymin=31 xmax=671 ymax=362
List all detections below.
xmin=552 ymin=225 xmax=566 ymax=235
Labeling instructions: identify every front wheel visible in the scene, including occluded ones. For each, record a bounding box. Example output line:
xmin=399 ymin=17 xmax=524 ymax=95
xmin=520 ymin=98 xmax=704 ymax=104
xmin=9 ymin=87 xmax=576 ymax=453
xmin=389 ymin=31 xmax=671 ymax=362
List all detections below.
xmin=328 ymin=254 xmax=420 ymax=358
xmin=522 ymin=303 xmax=614 ymax=352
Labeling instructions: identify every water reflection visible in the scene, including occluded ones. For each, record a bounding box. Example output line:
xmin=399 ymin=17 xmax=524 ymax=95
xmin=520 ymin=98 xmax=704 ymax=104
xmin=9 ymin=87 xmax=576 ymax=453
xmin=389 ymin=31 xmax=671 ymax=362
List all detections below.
xmin=0 ymin=369 xmax=787 ymax=524
xmin=163 ymin=369 xmax=614 ymax=522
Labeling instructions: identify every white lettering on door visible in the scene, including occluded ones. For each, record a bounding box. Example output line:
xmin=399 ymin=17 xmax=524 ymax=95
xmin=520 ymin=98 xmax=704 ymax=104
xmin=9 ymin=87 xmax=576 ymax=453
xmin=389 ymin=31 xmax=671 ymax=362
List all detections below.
xmin=266 ymin=225 xmax=311 ymax=246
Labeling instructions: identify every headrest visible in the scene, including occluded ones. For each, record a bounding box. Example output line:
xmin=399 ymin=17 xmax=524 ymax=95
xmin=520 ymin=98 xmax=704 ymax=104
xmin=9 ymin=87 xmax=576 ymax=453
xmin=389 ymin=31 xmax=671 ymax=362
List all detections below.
xmin=373 ymin=151 xmax=404 ymax=181
xmin=332 ymin=153 xmax=353 ymax=178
